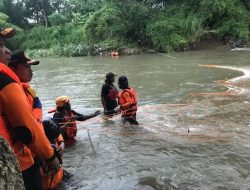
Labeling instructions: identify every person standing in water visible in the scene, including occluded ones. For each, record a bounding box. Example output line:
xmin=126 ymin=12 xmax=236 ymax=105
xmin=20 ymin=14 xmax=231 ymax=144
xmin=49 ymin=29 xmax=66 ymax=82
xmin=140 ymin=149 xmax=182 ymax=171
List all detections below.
xmin=53 ymin=96 xmax=100 ymax=147
xmin=101 ymin=72 xmax=119 ymax=116
xmin=115 ymin=76 xmax=139 ymax=125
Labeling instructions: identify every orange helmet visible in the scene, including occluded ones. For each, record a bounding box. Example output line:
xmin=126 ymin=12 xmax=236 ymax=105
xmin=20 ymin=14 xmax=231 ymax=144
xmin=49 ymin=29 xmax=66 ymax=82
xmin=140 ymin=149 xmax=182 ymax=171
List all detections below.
xmin=55 ymin=96 xmax=70 ymax=107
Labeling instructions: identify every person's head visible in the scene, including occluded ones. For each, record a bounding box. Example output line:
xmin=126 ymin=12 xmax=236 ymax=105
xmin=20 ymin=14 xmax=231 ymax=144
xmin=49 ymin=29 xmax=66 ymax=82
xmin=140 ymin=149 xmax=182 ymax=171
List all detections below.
xmin=42 ymin=118 xmax=61 ymax=143
xmin=118 ymin=76 xmax=129 ymax=89
xmin=105 ymin=72 xmax=116 ymax=84
xmin=8 ymin=50 xmax=40 ymax=83
xmin=55 ymin=96 xmax=71 ymax=112
xmin=0 ymin=28 xmax=16 ymax=65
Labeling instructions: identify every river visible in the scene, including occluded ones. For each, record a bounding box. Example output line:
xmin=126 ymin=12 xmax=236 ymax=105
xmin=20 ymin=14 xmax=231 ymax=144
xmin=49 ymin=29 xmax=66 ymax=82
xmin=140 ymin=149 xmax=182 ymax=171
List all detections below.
xmin=31 ymin=48 xmax=250 ymax=190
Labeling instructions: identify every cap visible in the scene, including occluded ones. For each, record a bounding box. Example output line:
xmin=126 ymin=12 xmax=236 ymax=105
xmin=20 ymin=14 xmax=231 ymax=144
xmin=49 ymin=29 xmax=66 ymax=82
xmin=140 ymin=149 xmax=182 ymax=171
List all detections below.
xmin=9 ymin=51 xmax=40 ymax=66
xmin=0 ymin=28 xmax=16 ymax=39
xmin=106 ymin=72 xmax=117 ymax=79
xmin=55 ymin=96 xmax=70 ymax=107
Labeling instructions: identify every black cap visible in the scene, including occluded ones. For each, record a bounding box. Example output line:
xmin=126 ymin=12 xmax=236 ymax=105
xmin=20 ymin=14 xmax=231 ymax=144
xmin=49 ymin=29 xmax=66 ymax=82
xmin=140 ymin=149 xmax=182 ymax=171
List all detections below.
xmin=9 ymin=50 xmax=40 ymax=66
xmin=0 ymin=28 xmax=16 ymax=39
xmin=106 ymin=72 xmax=117 ymax=79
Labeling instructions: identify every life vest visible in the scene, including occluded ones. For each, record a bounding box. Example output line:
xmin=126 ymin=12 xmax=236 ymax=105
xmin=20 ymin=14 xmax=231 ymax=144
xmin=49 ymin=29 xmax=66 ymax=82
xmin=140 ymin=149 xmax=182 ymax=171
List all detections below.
xmin=119 ymin=88 xmax=137 ymax=116
xmin=41 ymin=142 xmax=63 ymax=190
xmin=108 ymin=85 xmax=119 ymax=100
xmin=57 ymin=111 xmax=77 ymax=147
xmin=41 ymin=167 xmax=63 ymax=190
xmin=0 ymin=64 xmax=25 ymax=142
xmin=111 ymin=51 xmax=119 ymax=56
xmin=0 ymin=63 xmax=54 ymax=172
xmin=0 ymin=64 xmax=23 ymax=145
xmin=0 ymin=63 xmax=34 ymax=171
xmin=22 ymin=83 xmax=43 ymax=123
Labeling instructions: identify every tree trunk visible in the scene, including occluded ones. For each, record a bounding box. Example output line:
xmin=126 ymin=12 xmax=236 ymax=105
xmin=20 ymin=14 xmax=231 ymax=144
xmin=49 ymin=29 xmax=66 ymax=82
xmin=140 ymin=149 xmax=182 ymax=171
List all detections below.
xmin=43 ymin=10 xmax=49 ymax=28
xmin=0 ymin=137 xmax=25 ymax=190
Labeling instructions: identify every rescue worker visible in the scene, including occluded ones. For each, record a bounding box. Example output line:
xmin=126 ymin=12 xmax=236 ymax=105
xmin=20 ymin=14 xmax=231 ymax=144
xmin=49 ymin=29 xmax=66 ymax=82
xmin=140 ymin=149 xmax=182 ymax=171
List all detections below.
xmin=101 ymin=72 xmax=119 ymax=116
xmin=0 ymin=28 xmax=60 ymax=190
xmin=115 ymin=76 xmax=139 ymax=125
xmin=42 ymin=118 xmax=72 ymax=190
xmin=8 ymin=51 xmax=65 ymax=189
xmin=53 ymin=96 xmax=100 ymax=147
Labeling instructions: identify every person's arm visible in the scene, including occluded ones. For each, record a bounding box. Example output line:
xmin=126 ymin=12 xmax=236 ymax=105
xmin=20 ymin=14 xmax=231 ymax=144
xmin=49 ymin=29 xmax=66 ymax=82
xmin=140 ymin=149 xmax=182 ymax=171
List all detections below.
xmin=53 ymin=112 xmax=64 ymax=127
xmin=1 ymin=82 xmax=54 ymax=160
xmin=56 ymin=134 xmax=64 ymax=156
xmin=72 ymin=110 xmax=100 ymax=121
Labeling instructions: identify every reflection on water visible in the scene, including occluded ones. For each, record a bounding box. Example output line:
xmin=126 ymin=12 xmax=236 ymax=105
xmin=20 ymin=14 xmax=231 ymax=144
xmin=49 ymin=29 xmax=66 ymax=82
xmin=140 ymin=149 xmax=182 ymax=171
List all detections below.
xmin=31 ymin=49 xmax=250 ymax=189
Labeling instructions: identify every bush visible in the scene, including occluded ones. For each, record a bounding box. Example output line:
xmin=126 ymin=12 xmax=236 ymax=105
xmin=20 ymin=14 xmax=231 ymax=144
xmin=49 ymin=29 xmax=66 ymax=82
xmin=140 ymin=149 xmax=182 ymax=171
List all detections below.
xmin=83 ymin=5 xmax=126 ymax=45
xmin=48 ymin=13 xmax=67 ymax=26
xmin=26 ymin=43 xmax=89 ymax=57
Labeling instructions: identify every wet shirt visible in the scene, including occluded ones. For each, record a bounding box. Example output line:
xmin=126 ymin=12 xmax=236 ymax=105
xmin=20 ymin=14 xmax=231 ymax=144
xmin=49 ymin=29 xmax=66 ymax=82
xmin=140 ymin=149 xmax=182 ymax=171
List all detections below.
xmin=53 ymin=110 xmax=86 ymax=126
xmin=101 ymin=83 xmax=118 ymax=111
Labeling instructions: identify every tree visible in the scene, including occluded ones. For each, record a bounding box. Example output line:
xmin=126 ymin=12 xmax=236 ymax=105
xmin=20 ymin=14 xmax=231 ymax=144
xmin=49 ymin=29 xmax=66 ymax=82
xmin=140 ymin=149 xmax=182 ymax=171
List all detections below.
xmin=22 ymin=0 xmax=65 ymax=27
xmin=0 ymin=0 xmax=28 ymax=28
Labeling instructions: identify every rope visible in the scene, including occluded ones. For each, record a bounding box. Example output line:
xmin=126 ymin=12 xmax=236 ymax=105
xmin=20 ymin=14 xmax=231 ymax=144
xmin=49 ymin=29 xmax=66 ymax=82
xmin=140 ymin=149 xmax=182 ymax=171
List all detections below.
xmin=87 ymin=129 xmax=96 ymax=155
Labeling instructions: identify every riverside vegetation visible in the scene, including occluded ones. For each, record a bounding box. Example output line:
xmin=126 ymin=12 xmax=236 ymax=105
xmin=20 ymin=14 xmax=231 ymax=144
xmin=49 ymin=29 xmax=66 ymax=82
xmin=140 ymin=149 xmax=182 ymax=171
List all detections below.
xmin=0 ymin=0 xmax=250 ymax=57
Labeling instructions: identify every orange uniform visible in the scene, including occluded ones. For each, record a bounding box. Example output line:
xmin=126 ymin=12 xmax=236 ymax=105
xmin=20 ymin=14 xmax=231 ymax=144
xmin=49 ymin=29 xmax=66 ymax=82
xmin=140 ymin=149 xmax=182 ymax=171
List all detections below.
xmin=119 ymin=88 xmax=137 ymax=117
xmin=0 ymin=63 xmax=54 ymax=171
xmin=22 ymin=83 xmax=64 ymax=189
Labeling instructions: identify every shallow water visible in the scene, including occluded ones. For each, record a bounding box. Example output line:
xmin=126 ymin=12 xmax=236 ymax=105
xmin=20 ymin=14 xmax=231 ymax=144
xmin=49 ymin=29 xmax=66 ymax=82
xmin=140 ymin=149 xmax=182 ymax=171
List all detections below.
xmin=32 ymin=48 xmax=250 ymax=190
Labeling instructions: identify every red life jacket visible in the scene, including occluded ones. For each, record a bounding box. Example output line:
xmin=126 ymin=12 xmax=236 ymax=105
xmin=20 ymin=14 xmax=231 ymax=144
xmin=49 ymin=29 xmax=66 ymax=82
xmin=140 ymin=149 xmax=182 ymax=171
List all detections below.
xmin=59 ymin=111 xmax=77 ymax=146
xmin=119 ymin=88 xmax=137 ymax=116
xmin=108 ymin=85 xmax=119 ymax=100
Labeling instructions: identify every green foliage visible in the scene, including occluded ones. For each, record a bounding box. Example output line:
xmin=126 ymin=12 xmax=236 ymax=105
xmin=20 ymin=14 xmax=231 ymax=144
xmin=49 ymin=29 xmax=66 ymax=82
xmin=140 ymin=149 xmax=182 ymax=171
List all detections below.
xmin=0 ymin=12 xmax=8 ymax=23
xmin=83 ymin=5 xmax=126 ymax=45
xmin=146 ymin=6 xmax=204 ymax=51
xmin=15 ymin=23 xmax=89 ymax=57
xmin=48 ymin=13 xmax=67 ymax=26
xmin=194 ymin=0 xmax=250 ymax=40
xmin=19 ymin=24 xmax=85 ymax=49
xmin=27 ymin=44 xmax=89 ymax=57
xmin=1 ymin=0 xmax=249 ymax=56
xmin=218 ymin=20 xmax=250 ymax=41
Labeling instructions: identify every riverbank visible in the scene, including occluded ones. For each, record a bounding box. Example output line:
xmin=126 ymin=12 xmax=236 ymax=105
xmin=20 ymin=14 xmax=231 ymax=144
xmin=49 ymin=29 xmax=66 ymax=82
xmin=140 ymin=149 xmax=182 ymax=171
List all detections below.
xmin=26 ymin=38 xmax=250 ymax=59
xmin=23 ymin=30 xmax=250 ymax=58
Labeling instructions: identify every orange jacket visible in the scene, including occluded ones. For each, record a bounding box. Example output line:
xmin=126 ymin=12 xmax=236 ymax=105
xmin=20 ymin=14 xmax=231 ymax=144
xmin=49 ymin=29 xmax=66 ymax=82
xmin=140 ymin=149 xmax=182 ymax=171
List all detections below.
xmin=21 ymin=85 xmax=64 ymax=189
xmin=0 ymin=63 xmax=54 ymax=171
xmin=119 ymin=88 xmax=137 ymax=116
xmin=22 ymin=83 xmax=43 ymax=123
xmin=41 ymin=167 xmax=63 ymax=190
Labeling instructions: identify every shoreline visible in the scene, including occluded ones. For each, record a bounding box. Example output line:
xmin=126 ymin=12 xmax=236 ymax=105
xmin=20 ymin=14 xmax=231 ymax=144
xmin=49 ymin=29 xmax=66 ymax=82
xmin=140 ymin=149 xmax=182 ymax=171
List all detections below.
xmin=27 ymin=39 xmax=250 ymax=58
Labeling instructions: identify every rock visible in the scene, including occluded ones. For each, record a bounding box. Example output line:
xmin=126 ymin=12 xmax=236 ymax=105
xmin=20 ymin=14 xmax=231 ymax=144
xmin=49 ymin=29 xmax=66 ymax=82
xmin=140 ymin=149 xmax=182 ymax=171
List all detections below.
xmin=0 ymin=137 xmax=25 ymax=190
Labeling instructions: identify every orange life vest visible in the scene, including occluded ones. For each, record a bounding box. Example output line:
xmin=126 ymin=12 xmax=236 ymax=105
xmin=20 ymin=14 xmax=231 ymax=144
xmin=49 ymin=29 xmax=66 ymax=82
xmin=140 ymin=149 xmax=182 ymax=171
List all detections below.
xmin=0 ymin=63 xmax=54 ymax=171
xmin=41 ymin=167 xmax=63 ymax=190
xmin=55 ymin=111 xmax=77 ymax=147
xmin=119 ymin=88 xmax=137 ymax=116
xmin=0 ymin=63 xmax=21 ymax=144
xmin=22 ymin=83 xmax=43 ymax=123
xmin=0 ymin=63 xmax=34 ymax=171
